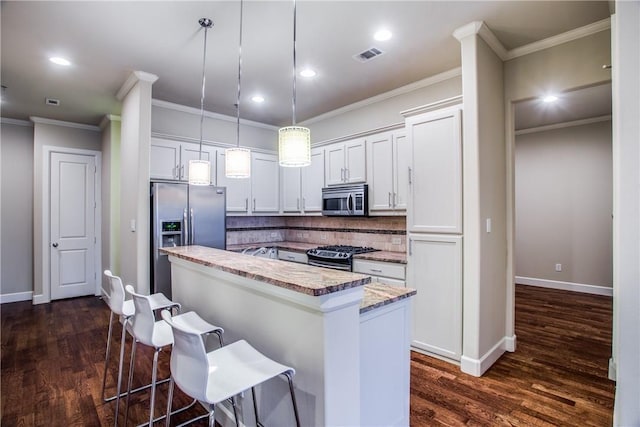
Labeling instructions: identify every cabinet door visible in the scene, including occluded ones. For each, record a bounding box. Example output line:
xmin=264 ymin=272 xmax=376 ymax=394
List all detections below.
xmin=407 ymin=107 xmax=462 ymax=233
xmin=150 ymin=139 xmax=180 ymax=180
xmin=325 ymin=143 xmax=346 ymax=186
xmin=217 ymin=151 xmax=251 ymax=213
xmin=407 ymin=234 xmax=462 ymax=361
xmin=368 ymin=133 xmax=394 ymax=212
xmin=301 ymin=148 xmax=325 ymax=212
xmin=181 ymin=144 xmax=216 ymax=183
xmin=281 ymin=166 xmax=302 ymax=213
xmin=345 ymin=138 xmax=366 ymax=183
xmin=252 ymin=153 xmax=279 ymax=213
xmin=393 ymin=131 xmax=409 ymax=211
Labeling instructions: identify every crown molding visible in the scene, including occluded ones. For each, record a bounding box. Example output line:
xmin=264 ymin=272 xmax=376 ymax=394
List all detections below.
xmin=99 ymin=114 xmax=121 ymax=130
xmin=30 ymin=116 xmax=101 ymax=132
xmin=151 ymin=132 xmax=276 ymax=155
xmin=116 ymin=70 xmax=159 ymax=101
xmin=1 ymin=117 xmax=33 ymax=127
xmin=301 ymin=67 xmax=462 ymax=126
xmin=312 ymin=122 xmax=405 ymax=147
xmin=506 ymin=17 xmax=611 ymax=60
xmin=515 ymin=114 xmax=612 ymax=136
xmin=400 ymin=95 xmax=463 ymax=118
xmin=152 ymin=99 xmax=279 ymax=131
xmin=453 ymin=21 xmax=508 ymax=60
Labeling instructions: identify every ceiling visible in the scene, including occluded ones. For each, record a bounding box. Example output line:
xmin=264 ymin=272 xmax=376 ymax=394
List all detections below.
xmin=1 ymin=1 xmax=611 ymax=128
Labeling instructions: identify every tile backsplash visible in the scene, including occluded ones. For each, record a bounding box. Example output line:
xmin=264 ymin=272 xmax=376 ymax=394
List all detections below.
xmin=227 ymin=216 xmax=406 ymax=252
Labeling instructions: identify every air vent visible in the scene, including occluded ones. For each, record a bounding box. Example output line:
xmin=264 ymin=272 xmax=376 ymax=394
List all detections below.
xmin=353 ymin=47 xmax=384 ymax=63
xmin=46 ymin=98 xmax=60 ymax=106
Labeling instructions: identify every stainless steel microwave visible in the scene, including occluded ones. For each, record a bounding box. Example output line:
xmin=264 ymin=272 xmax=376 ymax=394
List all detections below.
xmin=321 ymin=184 xmax=368 ymax=216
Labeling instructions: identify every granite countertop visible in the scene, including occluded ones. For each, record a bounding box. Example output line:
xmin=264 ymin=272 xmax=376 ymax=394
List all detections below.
xmin=360 ymin=282 xmax=416 ymax=314
xmin=354 ymin=250 xmax=407 ymax=264
xmin=161 ymin=245 xmax=371 ymax=297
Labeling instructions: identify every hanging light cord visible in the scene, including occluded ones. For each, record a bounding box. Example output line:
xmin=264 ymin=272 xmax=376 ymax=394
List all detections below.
xmin=236 ymin=0 xmax=244 ymax=147
xmin=292 ymin=0 xmax=297 ymax=126
xmin=198 ymin=20 xmax=211 ymax=160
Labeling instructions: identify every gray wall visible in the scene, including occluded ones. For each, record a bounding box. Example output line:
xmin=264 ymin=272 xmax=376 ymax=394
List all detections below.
xmin=515 ymin=120 xmax=613 ymax=287
xmin=0 ymin=121 xmax=34 ymax=297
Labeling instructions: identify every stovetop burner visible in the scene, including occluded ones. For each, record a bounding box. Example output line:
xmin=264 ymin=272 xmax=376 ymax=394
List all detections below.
xmin=306 ymin=245 xmax=379 ymax=271
xmin=315 ymin=245 xmax=378 ymax=254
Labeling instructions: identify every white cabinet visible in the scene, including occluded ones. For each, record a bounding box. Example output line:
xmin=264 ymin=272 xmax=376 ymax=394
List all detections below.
xmin=406 ymin=107 xmax=462 ymax=233
xmin=150 ymin=138 xmax=217 ymax=183
xmin=325 ymin=138 xmax=366 ymax=186
xmin=278 ymin=249 xmax=308 ymax=264
xmin=281 ymin=148 xmax=325 ymax=214
xmin=251 ymin=153 xmax=279 ymax=213
xmin=217 ymin=151 xmax=251 ymax=213
xmin=407 ymin=234 xmax=462 ymax=361
xmin=352 ymin=259 xmax=406 ymax=286
xmin=367 ymin=130 xmax=408 ymax=214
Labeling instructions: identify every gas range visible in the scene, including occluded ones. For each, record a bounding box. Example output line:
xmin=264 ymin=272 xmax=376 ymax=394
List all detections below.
xmin=306 ymin=245 xmax=379 ymax=271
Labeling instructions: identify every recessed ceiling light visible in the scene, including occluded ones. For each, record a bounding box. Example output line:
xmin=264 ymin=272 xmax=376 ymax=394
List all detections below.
xmin=251 ymin=95 xmax=265 ymax=103
xmin=300 ymin=68 xmax=316 ymax=78
xmin=374 ymin=29 xmax=392 ymax=41
xmin=49 ymin=56 xmax=71 ymax=66
xmin=542 ymin=95 xmax=559 ymax=103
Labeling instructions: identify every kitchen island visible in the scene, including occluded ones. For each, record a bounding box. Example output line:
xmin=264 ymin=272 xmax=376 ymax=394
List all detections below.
xmin=161 ymin=245 xmax=415 ymax=427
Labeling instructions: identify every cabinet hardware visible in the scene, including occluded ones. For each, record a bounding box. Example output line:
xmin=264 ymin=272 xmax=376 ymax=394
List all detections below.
xmin=287 ymin=255 xmax=295 ymax=260
xmin=245 ymin=198 xmax=249 ymax=211
xmin=340 ymin=168 xmax=345 ymax=182
xmin=253 ymin=198 xmax=256 ymax=211
xmin=388 ymin=192 xmax=392 ymax=207
xmin=297 ymin=198 xmax=300 ymax=210
xmin=408 ymin=167 xmax=412 ymax=184
xmin=302 ymin=198 xmax=306 ymax=210
xmin=345 ymin=168 xmax=349 ymax=182
xmin=393 ymin=192 xmax=397 ymax=208
xmin=370 ymin=268 xmax=382 ymax=273
xmin=180 ymin=164 xmax=185 ymax=179
xmin=409 ymin=239 xmax=413 ymax=256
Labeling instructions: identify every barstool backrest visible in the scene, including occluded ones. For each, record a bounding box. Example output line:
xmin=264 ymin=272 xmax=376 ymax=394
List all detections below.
xmin=125 ymin=285 xmax=162 ymax=348
xmin=161 ymin=310 xmax=209 ymax=402
xmin=104 ymin=270 xmax=127 ymax=316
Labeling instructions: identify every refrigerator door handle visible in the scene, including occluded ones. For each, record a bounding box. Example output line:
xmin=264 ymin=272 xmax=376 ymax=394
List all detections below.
xmin=183 ymin=208 xmax=189 ymax=245
xmin=190 ymin=208 xmax=195 ymax=245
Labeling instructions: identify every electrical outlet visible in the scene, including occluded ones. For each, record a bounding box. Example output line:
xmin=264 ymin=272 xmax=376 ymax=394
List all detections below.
xmin=391 ymin=237 xmax=402 ymax=245
xmin=555 ymin=263 xmax=562 ymax=272
xmin=296 ymin=232 xmax=302 ymax=238
xmin=321 ymin=233 xmax=328 ymax=240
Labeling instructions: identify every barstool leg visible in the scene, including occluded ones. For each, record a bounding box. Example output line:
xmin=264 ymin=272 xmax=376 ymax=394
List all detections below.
xmin=124 ymin=339 xmax=138 ymax=427
xmin=251 ymin=387 xmax=260 ymax=426
xmin=101 ymin=311 xmax=115 ymax=402
xmin=285 ymin=372 xmax=301 ymax=427
xmin=114 ymin=317 xmax=130 ymax=427
xmin=208 ymin=404 xmax=216 ymax=427
xmin=231 ymin=396 xmax=240 ymax=427
xmin=165 ymin=377 xmax=174 ymax=427
xmin=148 ymin=348 xmax=161 ymax=427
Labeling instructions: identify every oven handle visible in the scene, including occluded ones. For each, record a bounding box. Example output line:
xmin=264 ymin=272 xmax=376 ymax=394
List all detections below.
xmin=308 ymin=260 xmax=352 ymax=271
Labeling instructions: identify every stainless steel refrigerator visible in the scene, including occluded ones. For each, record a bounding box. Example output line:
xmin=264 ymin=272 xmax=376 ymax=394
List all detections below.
xmin=151 ymin=182 xmax=226 ymax=299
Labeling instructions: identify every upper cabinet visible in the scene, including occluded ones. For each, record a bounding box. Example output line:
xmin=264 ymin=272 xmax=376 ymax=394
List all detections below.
xmin=281 ymin=147 xmax=325 ymax=214
xmin=406 ymin=106 xmax=462 ymax=233
xmin=367 ymin=130 xmax=408 ymax=215
xmin=216 ymin=150 xmax=251 ymax=213
xmin=251 ymin=152 xmax=280 ymax=213
xmin=325 ymin=138 xmax=366 ymax=186
xmin=150 ymin=138 xmax=217 ymax=184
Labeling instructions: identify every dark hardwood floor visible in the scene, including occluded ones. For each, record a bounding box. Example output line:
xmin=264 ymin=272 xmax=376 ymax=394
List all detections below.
xmin=1 ymin=285 xmax=614 ymax=426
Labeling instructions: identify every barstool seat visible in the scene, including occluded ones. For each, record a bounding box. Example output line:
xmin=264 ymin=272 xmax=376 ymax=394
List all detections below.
xmin=162 ymin=310 xmax=301 ymax=427
xmin=101 ymin=270 xmax=178 ymax=427
xmin=124 ymin=285 xmax=224 ymax=427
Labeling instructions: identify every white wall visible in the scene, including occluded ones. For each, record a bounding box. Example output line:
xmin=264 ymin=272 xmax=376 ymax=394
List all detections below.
xmin=515 ymin=120 xmax=613 ymax=290
xmin=101 ymin=116 xmax=121 ymax=292
xmin=0 ymin=120 xmax=34 ymax=300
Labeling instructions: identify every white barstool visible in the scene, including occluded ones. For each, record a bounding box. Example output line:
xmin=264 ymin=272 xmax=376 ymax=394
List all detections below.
xmin=102 ymin=270 xmax=177 ymax=426
xmin=162 ymin=310 xmax=301 ymax=427
xmin=124 ymin=285 xmax=224 ymax=427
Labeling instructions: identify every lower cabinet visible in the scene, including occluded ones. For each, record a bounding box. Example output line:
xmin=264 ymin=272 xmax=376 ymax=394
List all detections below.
xmin=352 ymin=259 xmax=406 ymax=286
xmin=407 ymin=234 xmax=462 ymax=361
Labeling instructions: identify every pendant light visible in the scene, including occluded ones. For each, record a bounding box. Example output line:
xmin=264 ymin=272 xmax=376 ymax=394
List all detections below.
xmin=189 ymin=18 xmax=214 ymax=186
xmin=278 ymin=0 xmax=311 ymax=167
xmin=225 ymin=0 xmax=251 ymax=178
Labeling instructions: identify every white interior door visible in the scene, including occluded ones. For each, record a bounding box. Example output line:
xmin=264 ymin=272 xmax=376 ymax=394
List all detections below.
xmin=50 ymin=152 xmax=97 ymax=300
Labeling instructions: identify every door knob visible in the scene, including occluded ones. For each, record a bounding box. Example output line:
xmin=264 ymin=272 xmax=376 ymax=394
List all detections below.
xmin=52 ymin=243 xmax=59 ymax=248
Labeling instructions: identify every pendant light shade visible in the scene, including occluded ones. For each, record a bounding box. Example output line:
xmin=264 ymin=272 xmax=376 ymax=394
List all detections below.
xmin=278 ymin=0 xmax=311 ymax=167
xmin=189 ymin=17 xmax=213 ymax=186
xmin=278 ymin=126 xmax=311 ymax=167
xmin=225 ymin=0 xmax=251 ymax=179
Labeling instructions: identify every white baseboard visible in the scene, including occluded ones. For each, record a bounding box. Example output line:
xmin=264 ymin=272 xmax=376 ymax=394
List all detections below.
xmin=0 ymin=291 xmax=33 ymax=304
xmin=609 ymin=357 xmax=617 ymax=381
xmin=32 ymin=293 xmax=49 ymax=305
xmin=461 ymin=336 xmax=514 ymax=377
xmin=516 ymin=276 xmax=613 ymax=296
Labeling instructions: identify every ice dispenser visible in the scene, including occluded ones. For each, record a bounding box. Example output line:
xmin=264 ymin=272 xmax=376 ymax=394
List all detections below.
xmin=161 ymin=220 xmax=182 ymax=247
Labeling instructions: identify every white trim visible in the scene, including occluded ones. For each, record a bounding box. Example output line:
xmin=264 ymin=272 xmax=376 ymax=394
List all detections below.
xmin=400 ymin=95 xmax=463 ymax=118
xmin=30 ymin=116 xmax=100 ymax=132
xmin=301 ymin=67 xmax=462 ymax=126
xmin=150 ymin=132 xmax=277 ymax=155
xmin=516 ymin=276 xmax=613 ymax=296
xmin=1 ymin=117 xmax=33 ymax=127
xmin=311 ymin=122 xmax=405 ymax=147
xmin=152 ymin=99 xmax=279 ymax=131
xmin=460 ymin=337 xmax=508 ymax=377
xmin=0 ymin=291 xmax=33 ymax=304
xmin=515 ymin=115 xmax=612 ymax=135
xmin=503 ymin=335 xmax=517 ymax=352
xmin=506 ymin=18 xmax=611 ymax=61
xmin=608 ymin=357 xmax=617 ymax=381
xmin=452 ymin=21 xmax=483 ymax=42
xmin=116 ymin=71 xmax=159 ymax=100
xmin=39 ymin=145 xmax=103 ymax=304
xmin=99 ymin=114 xmax=121 ymax=130
xmin=452 ymin=21 xmax=508 ymax=60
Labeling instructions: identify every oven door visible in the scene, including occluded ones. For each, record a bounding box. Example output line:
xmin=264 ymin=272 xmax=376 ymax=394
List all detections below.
xmin=307 ymin=258 xmax=352 ymax=271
